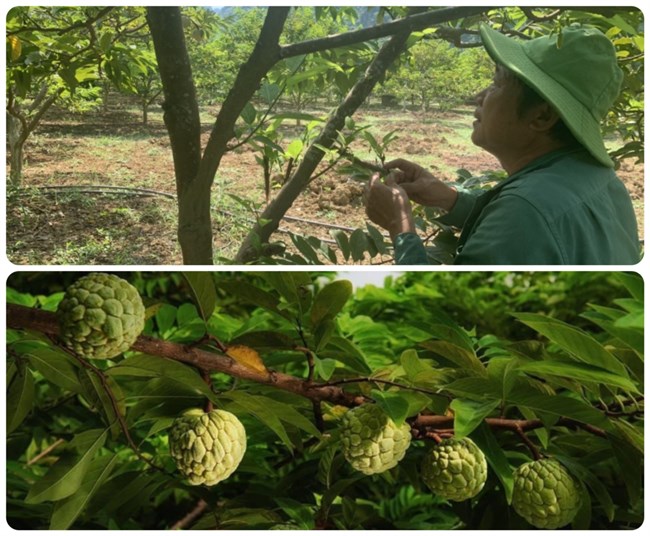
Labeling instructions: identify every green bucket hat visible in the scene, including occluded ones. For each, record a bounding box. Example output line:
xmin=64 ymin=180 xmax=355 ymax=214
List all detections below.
xmin=480 ymin=24 xmax=623 ymax=167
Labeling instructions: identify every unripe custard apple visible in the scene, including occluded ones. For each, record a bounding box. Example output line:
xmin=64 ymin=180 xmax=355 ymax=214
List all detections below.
xmin=339 ymin=404 xmax=411 ymax=475
xmin=421 ymin=437 xmax=488 ymax=501
xmin=57 ymin=273 xmax=145 ymax=359
xmin=169 ymin=408 xmax=247 ymax=486
xmin=512 ymin=458 xmax=581 ymax=529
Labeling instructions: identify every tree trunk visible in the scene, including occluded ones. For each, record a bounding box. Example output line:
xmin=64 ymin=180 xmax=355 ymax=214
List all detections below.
xmin=147 ymin=7 xmax=207 ymax=263
xmin=147 ymin=7 xmax=290 ymax=264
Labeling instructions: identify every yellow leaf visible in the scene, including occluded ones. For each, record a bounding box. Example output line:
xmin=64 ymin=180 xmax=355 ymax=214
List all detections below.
xmin=226 ymin=345 xmax=267 ymax=374
xmin=8 ymin=35 xmax=21 ymax=61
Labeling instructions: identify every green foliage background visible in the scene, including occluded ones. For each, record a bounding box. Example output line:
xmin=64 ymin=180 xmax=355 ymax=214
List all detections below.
xmin=5 ymin=271 xmax=644 ymax=529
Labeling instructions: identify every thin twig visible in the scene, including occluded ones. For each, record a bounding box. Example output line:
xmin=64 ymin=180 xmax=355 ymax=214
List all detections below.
xmin=27 ymin=438 xmax=65 ymax=465
xmin=170 ymin=499 xmax=208 ymax=530
xmin=323 ymin=376 xmax=440 ymax=397
xmin=515 ymin=424 xmax=541 ymax=460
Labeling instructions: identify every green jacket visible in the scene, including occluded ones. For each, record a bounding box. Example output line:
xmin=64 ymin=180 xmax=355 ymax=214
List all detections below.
xmin=394 ymin=148 xmax=640 ymax=265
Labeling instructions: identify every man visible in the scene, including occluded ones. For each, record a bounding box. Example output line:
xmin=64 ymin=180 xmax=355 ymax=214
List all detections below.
xmin=363 ymin=24 xmax=640 ymax=265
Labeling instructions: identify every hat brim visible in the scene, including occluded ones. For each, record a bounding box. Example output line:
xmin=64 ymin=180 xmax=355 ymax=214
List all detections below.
xmin=480 ymin=25 xmax=614 ymax=167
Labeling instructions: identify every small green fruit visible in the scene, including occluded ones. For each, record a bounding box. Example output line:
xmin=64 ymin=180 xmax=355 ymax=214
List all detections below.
xmin=512 ymin=458 xmax=581 ymax=529
xmin=169 ymin=408 xmax=247 ymax=486
xmin=421 ymin=437 xmax=488 ymax=501
xmin=57 ymin=273 xmax=145 ymax=359
xmin=339 ymin=404 xmax=411 ymax=475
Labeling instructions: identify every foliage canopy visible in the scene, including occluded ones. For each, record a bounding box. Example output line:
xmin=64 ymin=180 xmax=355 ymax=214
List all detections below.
xmin=6 ymin=271 xmax=644 ymax=529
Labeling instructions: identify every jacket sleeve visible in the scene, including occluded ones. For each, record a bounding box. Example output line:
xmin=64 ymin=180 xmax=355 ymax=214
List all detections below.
xmin=436 ymin=190 xmax=480 ymax=228
xmin=454 ymin=194 xmax=565 ymax=264
xmin=393 ymin=233 xmax=429 ymax=265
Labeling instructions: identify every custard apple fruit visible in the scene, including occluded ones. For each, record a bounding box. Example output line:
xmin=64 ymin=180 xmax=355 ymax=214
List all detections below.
xmin=57 ymin=273 xmax=145 ymax=359
xmin=421 ymin=437 xmax=488 ymax=501
xmin=512 ymin=458 xmax=581 ymax=529
xmin=339 ymin=404 xmax=411 ymax=475
xmin=169 ymin=408 xmax=246 ymax=486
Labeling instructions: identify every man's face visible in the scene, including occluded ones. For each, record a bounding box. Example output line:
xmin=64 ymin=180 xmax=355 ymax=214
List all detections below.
xmin=471 ymin=65 xmax=532 ymax=161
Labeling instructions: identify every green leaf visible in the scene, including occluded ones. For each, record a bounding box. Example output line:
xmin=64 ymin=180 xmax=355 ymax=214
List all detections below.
xmin=217 ymin=278 xmax=289 ymax=320
xmin=260 ymin=82 xmax=281 ymax=104
xmin=314 ymin=356 xmax=337 ymax=381
xmin=182 ymin=272 xmax=217 ymax=322
xmin=507 ymin=388 xmax=611 ymax=430
xmin=608 ymin=431 xmax=643 ymax=504
xmin=79 ymin=370 xmax=125 ymax=439
xmin=320 ymin=336 xmax=372 ymax=374
xmin=311 ymin=280 xmax=352 ymax=325
xmin=450 ymin=398 xmax=500 ymax=438
xmin=222 ymin=392 xmax=320 ymax=447
xmin=314 ymin=318 xmax=336 ymax=352
xmin=23 ymin=348 xmax=82 ymax=393
xmin=107 ymin=355 xmax=214 ymax=399
xmin=472 ymin=423 xmax=514 ymax=503
xmin=614 ymin=272 xmax=643 ymax=301
xmin=331 ymin=230 xmax=350 ymax=261
xmin=517 ymin=360 xmax=639 ymax=393
xmin=512 ymin=313 xmax=630 ymax=379
xmin=6 ymin=366 xmax=34 ymax=434
xmin=240 ymin=101 xmax=257 ymax=125
xmin=262 ymin=272 xmax=313 ymax=313
xmin=444 ymin=377 xmax=501 ymax=401
xmin=284 ymin=139 xmax=303 ymax=160
xmin=49 ymin=454 xmax=118 ymax=529
xmin=25 ymin=429 xmax=108 ymax=504
xmin=370 ymin=390 xmax=428 ymax=425
xmin=349 ymin=229 xmax=368 ymax=262
xmin=420 ymin=325 xmax=485 ymax=375
xmin=154 ymin=303 xmax=177 ymax=336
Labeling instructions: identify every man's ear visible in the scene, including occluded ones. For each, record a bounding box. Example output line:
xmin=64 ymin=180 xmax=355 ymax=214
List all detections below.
xmin=528 ymin=102 xmax=561 ymax=133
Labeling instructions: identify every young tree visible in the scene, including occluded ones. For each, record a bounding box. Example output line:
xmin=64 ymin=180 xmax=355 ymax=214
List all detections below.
xmin=5 ymin=6 xmax=153 ymax=185
xmin=6 ymin=271 xmax=644 ymax=529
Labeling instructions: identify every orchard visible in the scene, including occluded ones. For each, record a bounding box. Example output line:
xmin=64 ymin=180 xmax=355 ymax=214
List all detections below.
xmin=5 ymin=271 xmax=643 ymax=529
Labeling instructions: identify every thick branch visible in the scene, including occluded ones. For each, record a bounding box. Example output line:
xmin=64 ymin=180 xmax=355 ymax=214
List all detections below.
xmin=7 ymin=304 xmax=365 ymax=407
xmin=279 ymin=6 xmax=495 ymax=58
xmin=6 ymin=303 xmax=610 ymax=440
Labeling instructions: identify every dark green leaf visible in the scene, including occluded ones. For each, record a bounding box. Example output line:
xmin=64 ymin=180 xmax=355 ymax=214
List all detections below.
xmin=6 ymin=366 xmax=34 ymax=434
xmin=182 ymin=272 xmax=217 ymax=322
xmin=314 ymin=357 xmax=337 ymax=381
xmin=331 ymin=230 xmax=350 ymax=261
xmin=349 ymin=229 xmax=368 ymax=262
xmin=517 ymin=360 xmax=639 ymax=393
xmin=507 ymin=388 xmax=611 ymax=430
xmin=512 ymin=313 xmax=629 ymax=379
xmin=25 ymin=429 xmax=108 ymax=504
xmin=472 ymin=423 xmax=514 ymax=503
xmin=311 ymin=280 xmax=352 ymax=325
xmin=49 ymin=454 xmax=118 ymax=529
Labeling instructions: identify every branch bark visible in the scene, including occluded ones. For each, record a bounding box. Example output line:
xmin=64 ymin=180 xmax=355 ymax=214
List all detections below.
xmin=7 ymin=304 xmax=366 ymax=408
xmin=279 ymin=6 xmax=495 ymax=59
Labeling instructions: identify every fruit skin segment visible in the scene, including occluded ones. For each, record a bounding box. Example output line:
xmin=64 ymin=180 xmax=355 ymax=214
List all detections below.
xmin=511 ymin=458 xmax=582 ymax=529
xmin=57 ymin=273 xmax=145 ymax=359
xmin=339 ymin=404 xmax=412 ymax=475
xmin=421 ymin=437 xmax=488 ymax=501
xmin=169 ymin=408 xmax=247 ymax=486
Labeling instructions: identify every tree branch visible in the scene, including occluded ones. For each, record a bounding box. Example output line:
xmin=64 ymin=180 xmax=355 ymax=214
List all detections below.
xmin=279 ymin=6 xmax=495 ymax=59
xmin=7 ymin=304 xmax=366 ymax=408
xmin=6 ymin=303 xmax=611 ymax=440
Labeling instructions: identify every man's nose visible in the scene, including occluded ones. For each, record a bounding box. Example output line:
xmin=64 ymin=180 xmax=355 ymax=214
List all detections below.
xmin=475 ymin=88 xmax=487 ymax=104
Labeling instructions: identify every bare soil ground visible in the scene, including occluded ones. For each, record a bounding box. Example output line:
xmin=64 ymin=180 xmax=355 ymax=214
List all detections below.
xmin=6 ymin=105 xmax=644 ymax=265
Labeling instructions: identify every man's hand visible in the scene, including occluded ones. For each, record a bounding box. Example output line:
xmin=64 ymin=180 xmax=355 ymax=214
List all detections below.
xmin=384 ymin=158 xmax=458 ymax=212
xmin=363 ymin=173 xmax=416 ymax=240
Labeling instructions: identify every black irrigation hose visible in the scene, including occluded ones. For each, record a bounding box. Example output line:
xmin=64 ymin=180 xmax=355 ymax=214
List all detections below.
xmin=10 ymin=184 xmax=385 ymax=243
